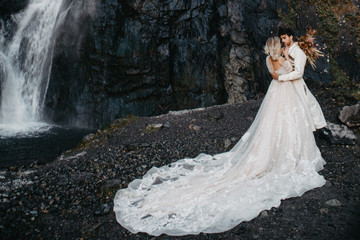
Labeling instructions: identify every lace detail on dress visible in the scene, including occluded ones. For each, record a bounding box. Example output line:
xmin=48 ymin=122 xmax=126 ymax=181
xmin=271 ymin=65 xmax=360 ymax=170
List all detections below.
xmin=113 ymin=58 xmax=326 ymax=236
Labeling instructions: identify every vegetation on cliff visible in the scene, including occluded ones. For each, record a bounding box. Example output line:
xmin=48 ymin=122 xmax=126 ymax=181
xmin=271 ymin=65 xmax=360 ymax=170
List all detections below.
xmin=279 ymin=0 xmax=360 ymax=105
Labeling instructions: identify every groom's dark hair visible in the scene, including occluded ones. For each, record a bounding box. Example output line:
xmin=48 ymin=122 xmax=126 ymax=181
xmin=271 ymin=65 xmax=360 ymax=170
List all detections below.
xmin=278 ymin=26 xmax=294 ymax=38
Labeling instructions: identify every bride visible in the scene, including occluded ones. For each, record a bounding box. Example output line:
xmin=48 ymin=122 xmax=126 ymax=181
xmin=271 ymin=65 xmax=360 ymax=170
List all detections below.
xmin=113 ymin=36 xmax=327 ymax=236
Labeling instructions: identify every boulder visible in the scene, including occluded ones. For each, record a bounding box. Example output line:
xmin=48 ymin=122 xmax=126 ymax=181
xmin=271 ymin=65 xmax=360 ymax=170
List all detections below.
xmin=320 ymin=122 xmax=357 ymax=145
xmin=339 ymin=103 xmax=360 ymax=127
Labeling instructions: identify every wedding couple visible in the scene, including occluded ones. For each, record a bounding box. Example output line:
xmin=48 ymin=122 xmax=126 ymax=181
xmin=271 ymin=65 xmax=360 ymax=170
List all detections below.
xmin=113 ymin=27 xmax=327 ymax=236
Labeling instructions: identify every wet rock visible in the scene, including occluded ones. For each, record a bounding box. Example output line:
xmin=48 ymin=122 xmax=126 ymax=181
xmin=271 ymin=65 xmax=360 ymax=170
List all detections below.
xmin=81 ymin=222 xmax=103 ymax=235
xmin=325 ymin=199 xmax=342 ymax=207
xmin=59 ymin=151 xmax=87 ymax=161
xmin=95 ymin=203 xmax=112 ymax=216
xmin=325 ymin=180 xmax=332 ymax=187
xmin=72 ymin=172 xmax=94 ymax=182
xmin=320 ymin=208 xmax=329 ymax=214
xmin=101 ymin=179 xmax=122 ymax=190
xmin=224 ymin=139 xmax=232 ymax=149
xmin=319 ymin=123 xmax=357 ymax=145
xmin=145 ymin=123 xmax=163 ymax=133
xmin=188 ymin=124 xmax=201 ymax=131
xmin=259 ymin=210 xmax=268 ymax=218
xmin=30 ymin=210 xmax=38 ymax=215
xmin=125 ymin=143 xmax=150 ymax=151
xmin=339 ymin=103 xmax=360 ymax=127
xmin=207 ymin=111 xmax=224 ymax=121
xmin=82 ymin=133 xmax=95 ymax=142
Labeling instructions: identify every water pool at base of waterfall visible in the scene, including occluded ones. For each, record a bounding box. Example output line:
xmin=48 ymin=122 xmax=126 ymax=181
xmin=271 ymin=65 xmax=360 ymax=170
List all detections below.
xmin=0 ymin=126 xmax=94 ymax=169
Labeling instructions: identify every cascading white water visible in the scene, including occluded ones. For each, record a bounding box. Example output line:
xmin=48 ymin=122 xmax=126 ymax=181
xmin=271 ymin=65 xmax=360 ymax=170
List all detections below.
xmin=0 ymin=0 xmax=66 ymax=137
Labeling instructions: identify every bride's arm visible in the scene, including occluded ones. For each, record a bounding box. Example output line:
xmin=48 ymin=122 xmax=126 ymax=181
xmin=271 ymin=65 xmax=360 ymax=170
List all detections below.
xmin=278 ymin=48 xmax=306 ymax=81
xmin=266 ymin=56 xmax=280 ymax=80
xmin=265 ymin=56 xmax=274 ymax=73
xmin=284 ymin=60 xmax=293 ymax=71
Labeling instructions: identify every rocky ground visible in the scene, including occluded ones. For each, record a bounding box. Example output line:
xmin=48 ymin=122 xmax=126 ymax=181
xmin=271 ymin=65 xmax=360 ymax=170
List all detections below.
xmin=0 ymin=80 xmax=359 ymax=240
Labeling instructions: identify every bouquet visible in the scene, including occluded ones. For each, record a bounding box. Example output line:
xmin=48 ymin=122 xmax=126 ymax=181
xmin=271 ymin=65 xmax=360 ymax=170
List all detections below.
xmin=298 ymin=28 xmax=324 ymax=69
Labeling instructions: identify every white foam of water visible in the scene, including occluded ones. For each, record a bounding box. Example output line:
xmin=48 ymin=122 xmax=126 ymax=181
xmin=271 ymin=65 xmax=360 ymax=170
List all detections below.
xmin=0 ymin=0 xmax=65 ymax=135
xmin=0 ymin=121 xmax=52 ymax=138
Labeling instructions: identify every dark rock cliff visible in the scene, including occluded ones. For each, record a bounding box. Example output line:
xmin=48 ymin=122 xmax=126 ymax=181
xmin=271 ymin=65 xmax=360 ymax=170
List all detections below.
xmin=45 ymin=0 xmax=230 ymax=128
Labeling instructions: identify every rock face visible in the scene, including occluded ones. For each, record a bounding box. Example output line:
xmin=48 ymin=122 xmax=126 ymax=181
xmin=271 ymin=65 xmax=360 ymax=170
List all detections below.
xmin=45 ymin=0 xmax=229 ymax=128
xmin=1 ymin=0 xmax=357 ymax=128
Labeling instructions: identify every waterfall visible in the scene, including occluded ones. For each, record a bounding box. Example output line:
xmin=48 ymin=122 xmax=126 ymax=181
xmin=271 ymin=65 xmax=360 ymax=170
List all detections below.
xmin=0 ymin=0 xmax=66 ymax=136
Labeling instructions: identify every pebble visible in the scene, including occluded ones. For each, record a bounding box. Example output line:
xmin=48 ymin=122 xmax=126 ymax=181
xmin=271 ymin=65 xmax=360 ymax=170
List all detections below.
xmin=321 ymin=123 xmax=357 ymax=145
xmin=320 ymin=208 xmax=329 ymax=214
xmin=325 ymin=180 xmax=332 ymax=187
xmin=1 ymin=193 xmax=9 ymax=198
xmin=101 ymin=179 xmax=122 ymax=189
xmin=224 ymin=139 xmax=232 ymax=149
xmin=325 ymin=199 xmax=342 ymax=207
xmin=145 ymin=123 xmax=163 ymax=132
xmin=83 ymin=133 xmax=95 ymax=141
xmin=95 ymin=203 xmax=111 ymax=216
xmin=207 ymin=111 xmax=224 ymax=121
xmin=259 ymin=210 xmax=268 ymax=217
xmin=188 ymin=124 xmax=201 ymax=131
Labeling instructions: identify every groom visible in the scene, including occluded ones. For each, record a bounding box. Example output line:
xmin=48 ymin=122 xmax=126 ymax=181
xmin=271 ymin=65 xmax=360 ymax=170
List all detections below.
xmin=270 ymin=27 xmax=327 ymax=131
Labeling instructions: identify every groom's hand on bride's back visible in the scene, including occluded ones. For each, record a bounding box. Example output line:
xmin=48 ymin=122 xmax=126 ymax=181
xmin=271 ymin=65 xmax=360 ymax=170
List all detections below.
xmin=271 ymin=71 xmax=279 ymax=80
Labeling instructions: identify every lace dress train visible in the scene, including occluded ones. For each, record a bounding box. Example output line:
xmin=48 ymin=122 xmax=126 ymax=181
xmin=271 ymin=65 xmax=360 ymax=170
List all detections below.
xmin=113 ymin=59 xmax=326 ymax=236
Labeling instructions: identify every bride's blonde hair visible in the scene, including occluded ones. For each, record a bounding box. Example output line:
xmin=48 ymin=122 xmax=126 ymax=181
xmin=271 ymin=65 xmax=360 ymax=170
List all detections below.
xmin=264 ymin=37 xmax=281 ymax=61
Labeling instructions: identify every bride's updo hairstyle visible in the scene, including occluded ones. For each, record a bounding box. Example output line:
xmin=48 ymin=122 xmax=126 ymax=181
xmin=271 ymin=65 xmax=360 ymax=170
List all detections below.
xmin=264 ymin=37 xmax=281 ymax=61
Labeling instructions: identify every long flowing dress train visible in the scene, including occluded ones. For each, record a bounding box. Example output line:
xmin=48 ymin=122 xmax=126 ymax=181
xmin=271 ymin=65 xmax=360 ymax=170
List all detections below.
xmin=113 ymin=58 xmax=327 ymax=236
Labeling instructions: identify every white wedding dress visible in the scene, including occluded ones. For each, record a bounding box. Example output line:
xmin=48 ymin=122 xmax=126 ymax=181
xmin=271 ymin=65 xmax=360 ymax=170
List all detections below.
xmin=113 ymin=58 xmax=326 ymax=236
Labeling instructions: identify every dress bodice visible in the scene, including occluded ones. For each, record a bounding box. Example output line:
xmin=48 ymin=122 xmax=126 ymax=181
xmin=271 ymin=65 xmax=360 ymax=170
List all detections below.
xmin=266 ymin=56 xmax=292 ymax=76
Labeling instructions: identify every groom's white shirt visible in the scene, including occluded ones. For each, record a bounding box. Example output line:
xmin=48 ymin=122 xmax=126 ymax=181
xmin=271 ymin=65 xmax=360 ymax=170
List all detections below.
xmin=276 ymin=42 xmax=327 ymax=130
xmin=278 ymin=43 xmax=306 ymax=81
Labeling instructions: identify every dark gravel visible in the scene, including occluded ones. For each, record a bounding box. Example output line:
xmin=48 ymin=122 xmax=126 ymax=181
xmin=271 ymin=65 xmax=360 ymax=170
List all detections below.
xmin=0 ymin=81 xmax=359 ymax=240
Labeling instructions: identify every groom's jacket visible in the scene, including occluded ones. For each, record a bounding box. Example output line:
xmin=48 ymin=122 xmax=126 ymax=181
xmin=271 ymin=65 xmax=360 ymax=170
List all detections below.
xmin=275 ymin=42 xmax=326 ymax=130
